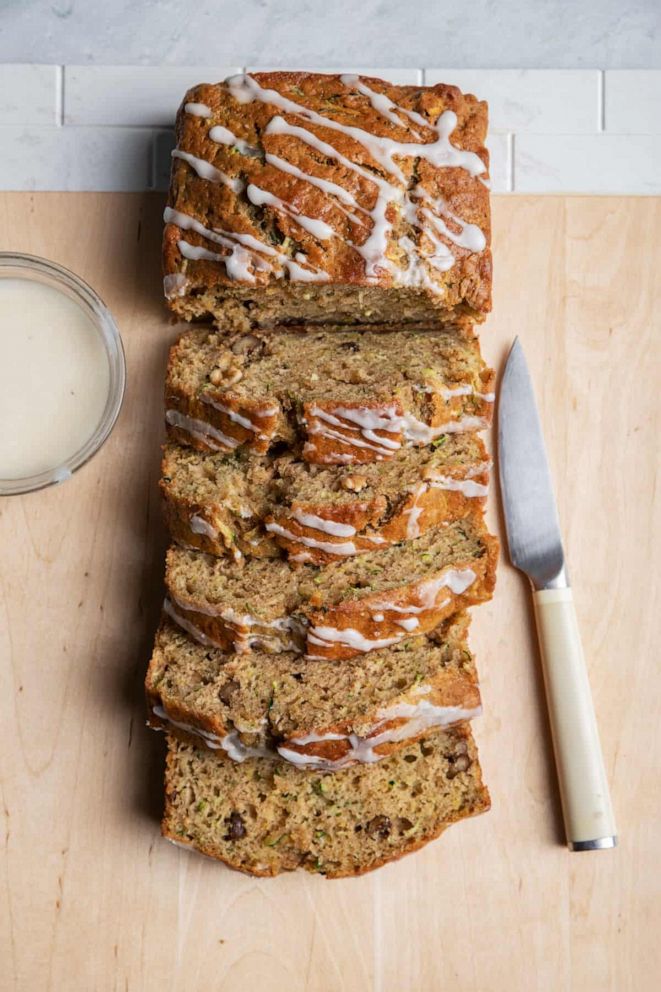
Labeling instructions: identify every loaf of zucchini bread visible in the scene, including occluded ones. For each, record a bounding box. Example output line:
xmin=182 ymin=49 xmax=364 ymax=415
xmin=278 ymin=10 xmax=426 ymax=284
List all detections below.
xmin=147 ymin=613 xmax=480 ymax=770
xmin=164 ymin=513 xmax=498 ymax=660
xmin=163 ymin=72 xmax=491 ymax=332
xmin=161 ymin=434 xmax=490 ymax=563
xmin=162 ymin=723 xmax=490 ymax=877
xmin=165 ymin=326 xmax=495 ymax=464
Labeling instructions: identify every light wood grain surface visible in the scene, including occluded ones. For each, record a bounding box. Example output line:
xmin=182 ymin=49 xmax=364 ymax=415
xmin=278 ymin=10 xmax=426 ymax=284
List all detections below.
xmin=0 ymin=194 xmax=659 ymax=992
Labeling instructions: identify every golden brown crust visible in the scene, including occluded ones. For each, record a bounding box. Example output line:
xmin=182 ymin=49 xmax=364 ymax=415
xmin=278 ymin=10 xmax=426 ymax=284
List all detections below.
xmin=300 ymin=388 xmax=494 ymax=465
xmin=146 ymin=632 xmax=481 ymax=764
xmin=164 ymin=335 xmax=283 ymax=455
xmin=163 ymin=72 xmax=491 ymax=329
xmin=165 ymin=530 xmax=498 ymax=661
xmin=161 ymin=435 xmax=490 ymax=565
xmin=303 ymin=533 xmax=499 ymax=660
xmin=266 ymin=474 xmax=488 ymax=564
xmin=160 ymin=475 xmax=278 ymax=560
xmin=164 ymin=326 xmax=495 ymax=465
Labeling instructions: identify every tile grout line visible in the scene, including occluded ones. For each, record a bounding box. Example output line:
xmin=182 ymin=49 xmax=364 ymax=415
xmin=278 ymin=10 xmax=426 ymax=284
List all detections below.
xmin=509 ymin=133 xmax=515 ymax=192
xmin=598 ymin=70 xmax=605 ymax=132
xmin=55 ymin=65 xmax=64 ymax=126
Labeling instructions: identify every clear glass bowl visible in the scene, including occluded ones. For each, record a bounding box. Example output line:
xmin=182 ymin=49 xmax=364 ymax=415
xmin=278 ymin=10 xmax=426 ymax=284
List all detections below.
xmin=0 ymin=253 xmax=126 ymax=496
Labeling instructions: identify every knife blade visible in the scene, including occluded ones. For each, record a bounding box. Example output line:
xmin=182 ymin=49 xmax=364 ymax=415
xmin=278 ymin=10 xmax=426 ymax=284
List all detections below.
xmin=498 ymin=338 xmax=617 ymax=851
xmin=498 ymin=337 xmax=565 ymax=589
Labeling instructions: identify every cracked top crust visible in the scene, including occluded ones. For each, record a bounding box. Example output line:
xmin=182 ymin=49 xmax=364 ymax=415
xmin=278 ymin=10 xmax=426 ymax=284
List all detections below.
xmin=163 ymin=72 xmax=492 ymax=325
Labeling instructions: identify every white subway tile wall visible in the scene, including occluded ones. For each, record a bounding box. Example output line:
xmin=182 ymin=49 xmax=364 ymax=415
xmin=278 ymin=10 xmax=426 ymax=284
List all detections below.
xmin=0 ymin=66 xmax=658 ymax=193
xmin=604 ymin=70 xmax=661 ymax=134
xmin=0 ymin=126 xmax=156 ymax=191
xmin=64 ymin=65 xmax=242 ymax=126
xmin=0 ymin=65 xmax=60 ymax=125
xmin=485 ymin=133 xmax=511 ymax=193
xmin=425 ymin=69 xmax=601 ymax=133
xmin=515 ymin=134 xmax=661 ymax=194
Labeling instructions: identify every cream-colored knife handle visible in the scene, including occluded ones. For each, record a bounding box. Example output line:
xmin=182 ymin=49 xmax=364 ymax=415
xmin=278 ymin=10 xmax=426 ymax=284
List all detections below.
xmin=533 ymin=587 xmax=617 ymax=851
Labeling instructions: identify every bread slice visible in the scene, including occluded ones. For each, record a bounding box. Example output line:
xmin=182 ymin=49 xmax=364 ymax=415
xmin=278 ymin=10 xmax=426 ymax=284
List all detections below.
xmin=163 ymin=72 xmax=491 ymax=333
xmin=161 ymin=434 xmax=490 ymax=563
xmin=161 ymin=443 xmax=279 ymax=561
xmin=162 ymin=724 xmax=490 ymax=877
xmin=146 ymin=612 xmax=480 ymax=769
xmin=165 ymin=326 xmax=495 ymax=465
xmin=164 ymin=514 xmax=498 ymax=660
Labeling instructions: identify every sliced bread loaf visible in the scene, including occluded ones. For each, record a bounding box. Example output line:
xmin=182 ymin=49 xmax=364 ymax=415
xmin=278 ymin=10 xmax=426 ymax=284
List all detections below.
xmin=164 ymin=514 xmax=498 ymax=660
xmin=162 ymin=724 xmax=490 ymax=877
xmin=147 ymin=613 xmax=480 ymax=770
xmin=165 ymin=326 xmax=495 ymax=464
xmin=161 ymin=443 xmax=278 ymax=561
xmin=161 ymin=434 xmax=490 ymax=563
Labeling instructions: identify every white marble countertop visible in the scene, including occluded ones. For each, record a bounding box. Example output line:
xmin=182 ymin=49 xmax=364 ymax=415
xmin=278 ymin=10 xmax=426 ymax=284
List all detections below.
xmin=1 ymin=0 xmax=659 ymax=68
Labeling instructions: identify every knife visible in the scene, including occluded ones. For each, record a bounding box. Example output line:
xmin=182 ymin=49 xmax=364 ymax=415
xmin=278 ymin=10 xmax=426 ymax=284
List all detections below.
xmin=498 ymin=338 xmax=617 ymax=851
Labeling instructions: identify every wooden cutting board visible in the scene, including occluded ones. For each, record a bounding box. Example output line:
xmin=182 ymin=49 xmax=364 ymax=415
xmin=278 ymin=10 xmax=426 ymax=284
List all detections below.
xmin=0 ymin=193 xmax=659 ymax=992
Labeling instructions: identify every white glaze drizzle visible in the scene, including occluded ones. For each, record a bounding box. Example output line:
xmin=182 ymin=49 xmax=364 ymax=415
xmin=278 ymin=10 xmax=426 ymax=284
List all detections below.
xmin=430 ymin=474 xmax=488 ymax=497
xmin=368 ymin=567 xmax=476 ymax=617
xmin=306 ymin=414 xmax=396 ymax=458
xmin=163 ymin=273 xmax=189 ymax=298
xmin=201 ymin=395 xmax=277 ymax=440
xmin=279 ymin=698 xmax=482 ymax=769
xmin=189 ymin=514 xmax=218 ymax=540
xmin=219 ymin=729 xmax=272 ymax=761
xmin=340 ymin=74 xmax=428 ymax=137
xmin=163 ymin=597 xmax=217 ymax=648
xmin=419 ymin=566 xmax=476 ymax=598
xmin=263 ymin=115 xmax=395 ymax=278
xmin=165 ymin=205 xmax=329 ymax=283
xmin=152 ymin=704 xmax=270 ymax=760
xmin=189 ymin=512 xmax=242 ymax=561
xmin=166 ymin=592 xmax=304 ymax=654
xmin=414 ymin=188 xmax=486 ymax=252
xmin=221 ymin=73 xmax=486 ymax=288
xmin=400 ymin=411 xmax=489 ymax=442
xmin=290 ymin=508 xmax=356 ymax=537
xmin=405 ymin=497 xmax=426 ymax=539
xmin=166 ymin=207 xmax=260 ymax=282
xmin=165 ymin=837 xmax=192 ymax=851
xmin=184 ymin=102 xmax=212 ymax=118
xmin=165 ymin=408 xmax=240 ymax=451
xmin=208 ymin=124 xmax=261 ymax=157
xmin=152 ymin=696 xmax=481 ymax=771
xmin=226 ymin=73 xmax=486 ymax=181
xmin=174 ymin=75 xmax=487 ymax=291
xmin=177 ymin=239 xmax=226 ymax=265
xmin=152 ymin=703 xmax=225 ymax=748
xmin=305 ymin=402 xmax=488 ymax=460
xmin=264 ymin=151 xmax=360 ymax=210
xmin=306 ymin=626 xmax=403 ymax=657
xmin=403 ymin=468 xmax=488 ymax=539
xmin=265 ymin=520 xmax=357 ymax=557
xmin=171 ymin=148 xmax=245 ymax=193
xmin=246 ymin=183 xmax=334 ymax=240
